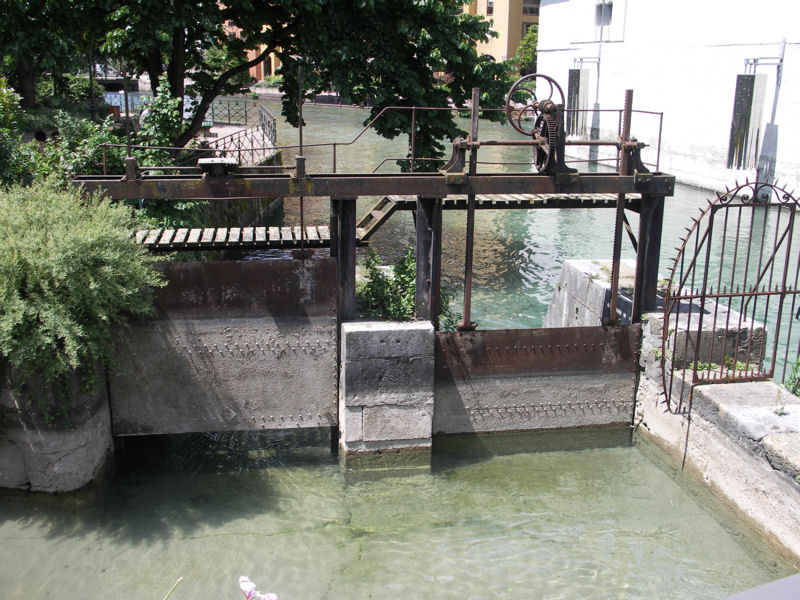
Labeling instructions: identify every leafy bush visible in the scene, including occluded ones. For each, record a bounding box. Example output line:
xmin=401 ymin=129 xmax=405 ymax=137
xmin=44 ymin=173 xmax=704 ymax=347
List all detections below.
xmin=137 ymin=76 xmax=184 ymax=164
xmin=356 ymin=247 xmax=461 ymax=330
xmin=25 ymin=111 xmax=127 ymax=182
xmin=784 ymin=357 xmax=800 ymax=397
xmin=0 ymin=77 xmax=23 ymax=131
xmin=0 ymin=181 xmax=165 ymax=394
xmin=65 ymin=74 xmax=106 ymax=106
xmin=0 ymin=130 xmax=36 ymax=187
xmin=33 ymin=74 xmax=105 ymax=115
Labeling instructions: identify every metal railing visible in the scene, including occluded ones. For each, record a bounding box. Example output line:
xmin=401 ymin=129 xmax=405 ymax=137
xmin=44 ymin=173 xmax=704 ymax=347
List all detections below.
xmin=105 ymin=92 xmax=277 ymax=137
xmin=264 ymin=103 xmax=663 ymax=174
xmin=661 ymin=180 xmax=800 ymax=413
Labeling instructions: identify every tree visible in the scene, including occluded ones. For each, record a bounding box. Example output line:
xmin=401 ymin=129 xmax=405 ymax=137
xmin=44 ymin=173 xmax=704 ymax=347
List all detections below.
xmin=511 ymin=25 xmax=538 ymax=76
xmin=102 ymin=0 xmax=511 ymax=155
xmin=0 ymin=0 xmax=107 ymax=108
xmin=278 ymin=0 xmax=511 ymax=167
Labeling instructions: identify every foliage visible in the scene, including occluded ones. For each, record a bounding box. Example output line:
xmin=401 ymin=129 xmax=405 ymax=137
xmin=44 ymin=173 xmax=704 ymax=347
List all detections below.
xmin=204 ymin=44 xmax=256 ymax=91
xmin=65 ymin=74 xmax=106 ymax=107
xmin=358 ymin=247 xmax=417 ymax=321
xmin=784 ymin=356 xmax=800 ymax=397
xmin=0 ymin=181 xmax=165 ymax=396
xmin=510 ymin=25 xmax=538 ymax=76
xmin=99 ymin=0 xmax=511 ymax=151
xmin=23 ymin=111 xmax=127 ymax=182
xmin=137 ymin=76 xmax=184 ymax=165
xmin=0 ymin=77 xmax=23 ymax=130
xmin=356 ymin=247 xmax=461 ymax=330
xmin=0 ymin=130 xmax=36 ymax=187
xmin=257 ymin=75 xmax=283 ymax=88
xmin=278 ymin=0 xmax=512 ymax=170
xmin=0 ymin=0 xmax=102 ymax=107
xmin=102 ymin=0 xmax=277 ymax=146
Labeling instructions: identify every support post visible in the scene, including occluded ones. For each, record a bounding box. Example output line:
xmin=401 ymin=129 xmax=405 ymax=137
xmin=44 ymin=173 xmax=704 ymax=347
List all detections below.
xmin=415 ymin=196 xmax=442 ymax=328
xmin=334 ymin=198 xmax=357 ymax=320
xmin=608 ymin=89 xmax=633 ymax=324
xmin=632 ymin=194 xmax=665 ymax=321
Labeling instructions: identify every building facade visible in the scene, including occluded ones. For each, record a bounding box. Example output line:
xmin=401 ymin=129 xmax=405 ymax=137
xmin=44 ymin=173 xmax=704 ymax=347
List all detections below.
xmin=464 ymin=0 xmax=540 ymax=62
xmin=536 ymin=0 xmax=800 ymax=191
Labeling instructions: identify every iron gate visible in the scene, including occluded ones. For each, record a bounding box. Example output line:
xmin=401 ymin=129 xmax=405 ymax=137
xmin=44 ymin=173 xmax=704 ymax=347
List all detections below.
xmin=662 ymin=180 xmax=800 ymax=413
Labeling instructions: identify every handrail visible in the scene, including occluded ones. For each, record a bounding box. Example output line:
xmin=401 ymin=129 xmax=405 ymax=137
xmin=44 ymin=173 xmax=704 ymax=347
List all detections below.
xmin=91 ymin=101 xmax=663 ymax=175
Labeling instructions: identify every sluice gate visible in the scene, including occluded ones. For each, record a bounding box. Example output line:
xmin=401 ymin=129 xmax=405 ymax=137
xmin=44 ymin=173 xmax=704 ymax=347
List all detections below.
xmin=74 ymin=74 xmax=676 ymax=444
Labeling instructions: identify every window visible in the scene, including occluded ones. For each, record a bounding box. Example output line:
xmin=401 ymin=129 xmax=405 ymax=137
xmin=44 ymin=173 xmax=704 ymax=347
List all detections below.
xmin=487 ymin=0 xmax=493 ymax=15
xmin=727 ymin=74 xmax=767 ymax=169
xmin=522 ymin=0 xmax=539 ymax=16
xmin=595 ymin=1 xmax=612 ymax=26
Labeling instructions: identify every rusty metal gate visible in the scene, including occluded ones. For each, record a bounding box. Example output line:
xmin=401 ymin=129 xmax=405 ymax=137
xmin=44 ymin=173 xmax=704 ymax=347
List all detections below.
xmin=661 ymin=180 xmax=800 ymax=413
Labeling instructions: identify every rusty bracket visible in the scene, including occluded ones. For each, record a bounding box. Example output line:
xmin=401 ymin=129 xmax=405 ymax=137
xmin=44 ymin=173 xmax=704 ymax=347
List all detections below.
xmin=124 ymin=156 xmax=140 ymax=181
xmin=441 ymin=137 xmax=470 ymax=173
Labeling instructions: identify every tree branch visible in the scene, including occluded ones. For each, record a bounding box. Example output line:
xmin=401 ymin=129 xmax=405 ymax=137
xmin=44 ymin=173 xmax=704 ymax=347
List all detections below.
xmin=173 ymin=42 xmax=278 ymax=148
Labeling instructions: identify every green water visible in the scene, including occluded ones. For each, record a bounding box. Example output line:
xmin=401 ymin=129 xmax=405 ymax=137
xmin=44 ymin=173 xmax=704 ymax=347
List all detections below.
xmin=1 ymin=104 xmax=795 ymax=599
xmin=0 ymin=429 xmax=793 ymax=599
xmin=267 ymin=101 xmax=715 ymax=329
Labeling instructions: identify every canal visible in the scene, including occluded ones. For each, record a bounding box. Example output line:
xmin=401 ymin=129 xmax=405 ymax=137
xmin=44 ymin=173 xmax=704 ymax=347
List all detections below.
xmin=266 ymin=100 xmax=711 ymax=329
xmin=0 ymin=101 xmax=796 ymax=600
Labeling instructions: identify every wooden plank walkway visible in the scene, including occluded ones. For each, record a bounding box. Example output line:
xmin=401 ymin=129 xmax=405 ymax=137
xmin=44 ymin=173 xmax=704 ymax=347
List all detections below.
xmin=386 ymin=192 xmax=634 ymax=210
xmin=135 ymin=193 xmax=637 ymax=251
xmin=137 ymin=224 xmax=331 ymax=252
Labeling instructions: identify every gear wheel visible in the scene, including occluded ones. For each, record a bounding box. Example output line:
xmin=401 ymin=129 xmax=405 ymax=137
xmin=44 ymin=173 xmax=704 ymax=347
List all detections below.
xmin=533 ymin=114 xmax=558 ymax=173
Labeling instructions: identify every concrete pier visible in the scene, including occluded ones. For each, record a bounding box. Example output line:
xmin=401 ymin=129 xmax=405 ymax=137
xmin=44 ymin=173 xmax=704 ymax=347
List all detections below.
xmin=339 ymin=321 xmax=435 ymax=453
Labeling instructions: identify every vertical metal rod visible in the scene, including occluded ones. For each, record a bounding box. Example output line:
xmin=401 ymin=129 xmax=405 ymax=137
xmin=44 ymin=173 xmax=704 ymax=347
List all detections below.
xmin=88 ymin=49 xmax=97 ymax=121
xmin=608 ymin=89 xmax=633 ymax=323
xmin=298 ymin=65 xmax=306 ymax=249
xmin=410 ymin=107 xmax=416 ymax=173
xmin=298 ymin=66 xmax=304 ymax=154
xmin=123 ymin=70 xmax=131 ymax=156
xmin=102 ymin=147 xmax=107 ymax=175
xmin=458 ymin=88 xmax=481 ymax=331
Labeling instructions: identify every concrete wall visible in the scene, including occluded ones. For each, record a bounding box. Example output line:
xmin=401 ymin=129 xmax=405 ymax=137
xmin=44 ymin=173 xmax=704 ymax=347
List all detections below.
xmin=544 ymin=258 xmax=636 ymax=327
xmin=111 ymin=259 xmax=338 ymax=435
xmin=0 ymin=365 xmax=112 ymax=492
xmin=538 ymin=0 xmax=800 ymax=191
xmin=636 ymin=312 xmax=800 ymax=564
xmin=339 ymin=322 xmax=435 ymax=453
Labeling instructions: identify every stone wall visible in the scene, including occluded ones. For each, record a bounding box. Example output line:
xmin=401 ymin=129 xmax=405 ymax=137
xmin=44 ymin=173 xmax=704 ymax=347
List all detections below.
xmin=0 ymin=365 xmax=112 ymax=492
xmin=339 ymin=321 xmax=434 ymax=453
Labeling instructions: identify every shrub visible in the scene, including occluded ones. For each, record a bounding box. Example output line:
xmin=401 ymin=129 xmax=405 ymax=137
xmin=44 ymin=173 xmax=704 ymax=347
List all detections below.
xmin=0 ymin=130 xmax=36 ymax=187
xmin=784 ymin=356 xmax=800 ymax=397
xmin=0 ymin=77 xmax=23 ymax=131
xmin=356 ymin=247 xmax=461 ymax=330
xmin=0 ymin=181 xmax=165 ymax=395
xmin=30 ymin=111 xmax=127 ymax=181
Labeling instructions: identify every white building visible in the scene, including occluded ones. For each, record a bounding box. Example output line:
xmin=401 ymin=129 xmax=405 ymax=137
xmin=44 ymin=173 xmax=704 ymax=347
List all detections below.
xmin=536 ymin=0 xmax=800 ymax=191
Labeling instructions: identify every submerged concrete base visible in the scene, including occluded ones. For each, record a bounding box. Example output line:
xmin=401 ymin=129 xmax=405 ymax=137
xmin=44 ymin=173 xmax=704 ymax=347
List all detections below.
xmin=0 ymin=368 xmax=112 ymax=493
xmin=339 ymin=321 xmax=434 ymax=454
xmin=636 ymin=378 xmax=800 ymax=565
xmin=636 ymin=311 xmax=800 ymax=565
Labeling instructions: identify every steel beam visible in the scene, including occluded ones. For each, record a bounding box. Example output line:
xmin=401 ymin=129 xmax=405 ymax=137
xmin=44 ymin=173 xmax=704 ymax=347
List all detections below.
xmin=632 ymin=194 xmax=665 ymax=320
xmin=415 ymin=197 xmax=442 ymax=327
xmin=334 ymin=198 xmax=357 ymax=320
xmin=73 ymin=172 xmax=675 ymax=200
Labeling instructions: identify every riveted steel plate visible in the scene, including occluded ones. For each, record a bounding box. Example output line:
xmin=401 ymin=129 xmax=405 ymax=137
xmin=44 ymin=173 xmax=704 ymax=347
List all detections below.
xmin=436 ymin=326 xmax=640 ymax=378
